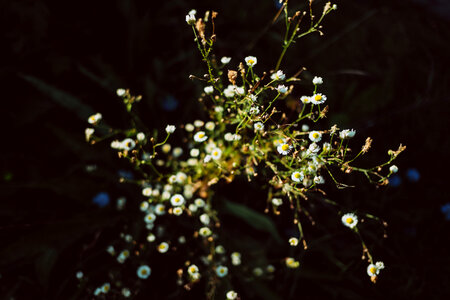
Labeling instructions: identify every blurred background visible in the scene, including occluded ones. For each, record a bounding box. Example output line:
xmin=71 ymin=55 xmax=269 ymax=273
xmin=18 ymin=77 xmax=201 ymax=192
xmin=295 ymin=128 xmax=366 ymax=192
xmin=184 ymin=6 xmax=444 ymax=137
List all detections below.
xmin=1 ymin=0 xmax=450 ymax=298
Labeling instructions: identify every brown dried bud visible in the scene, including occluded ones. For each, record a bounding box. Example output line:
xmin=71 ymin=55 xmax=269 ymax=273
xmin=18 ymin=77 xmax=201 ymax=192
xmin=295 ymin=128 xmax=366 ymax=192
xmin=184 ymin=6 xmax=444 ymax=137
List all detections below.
xmin=228 ymin=70 xmax=238 ymax=85
xmin=195 ymin=18 xmax=206 ymax=44
xmin=320 ymin=105 xmax=329 ymax=118
xmin=212 ymin=11 xmax=218 ymax=19
xmin=362 ymin=137 xmax=373 ymax=153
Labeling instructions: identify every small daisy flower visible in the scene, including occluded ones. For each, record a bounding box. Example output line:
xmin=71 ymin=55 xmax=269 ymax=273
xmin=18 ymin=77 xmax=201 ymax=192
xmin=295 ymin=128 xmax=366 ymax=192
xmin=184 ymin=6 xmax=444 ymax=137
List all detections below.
xmin=367 ymin=263 xmax=380 ymax=277
xmin=157 ymin=242 xmax=169 ymax=253
xmin=172 ymin=147 xmax=183 ymax=157
xmin=339 ymin=129 xmax=356 ymax=139
xmin=224 ymin=87 xmax=235 ymax=98
xmin=291 ymin=171 xmax=304 ymax=183
xmin=144 ymin=213 xmax=156 ymax=223
xmin=185 ymin=123 xmax=195 ymax=132
xmin=194 ymin=120 xmax=204 ymax=127
xmin=186 ymin=12 xmax=196 ymax=25
xmin=110 ymin=140 xmax=122 ymax=149
xmin=215 ymin=245 xmax=225 ymax=254
xmin=312 ymin=76 xmax=323 ymax=85
xmin=121 ymin=138 xmax=136 ymax=151
xmin=277 ymin=143 xmax=292 ymax=155
xmin=175 ymin=172 xmax=187 ymax=183
xmin=236 ymin=87 xmax=245 ymax=96
xmin=271 ymin=70 xmax=286 ymax=81
xmin=248 ymin=94 xmax=258 ymax=102
xmin=165 ymin=125 xmax=176 ymax=134
xmin=308 ymin=142 xmax=321 ymax=154
xmin=226 ymin=290 xmax=238 ymax=300
xmin=106 ymin=245 xmax=115 ymax=255
xmin=309 ymin=131 xmax=322 ymax=142
xmin=194 ymin=131 xmax=208 ymax=142
xmin=139 ymin=201 xmax=149 ymax=211
xmin=147 ymin=233 xmax=156 ymax=242
xmin=272 ymin=198 xmax=283 ymax=206
xmin=216 ymin=265 xmax=228 ymax=277
xmin=314 ymin=175 xmax=325 ymax=184
xmin=85 ymin=128 xmax=94 ymax=141
xmin=249 ymin=106 xmax=260 ymax=115
xmin=204 ymin=155 xmax=212 ymax=163
xmin=323 ymin=142 xmax=332 ymax=152
xmin=199 ymin=227 xmax=212 ymax=237
xmin=137 ymin=265 xmax=151 ymax=279
xmin=253 ymin=267 xmax=263 ymax=276
xmin=173 ymin=207 xmax=183 ymax=216
xmin=170 ymin=194 xmax=185 ymax=206
xmin=221 ymin=56 xmax=231 ymax=64
xmin=88 ymin=113 xmax=102 ymax=124
xmin=289 ymin=237 xmax=299 ymax=246
xmin=311 ymin=93 xmax=327 ymax=105
xmin=195 ymin=198 xmax=206 ymax=207
xmin=142 ymin=187 xmax=152 ymax=197
xmin=161 ymin=144 xmax=171 ymax=154
xmin=188 ymin=203 xmax=198 ymax=212
xmin=231 ymin=252 xmax=241 ymax=265
xmin=273 ymin=137 xmax=287 ymax=146
xmin=215 ymin=106 xmax=224 ymax=113
xmin=116 ymin=88 xmax=126 ymax=96
xmin=286 ymin=257 xmax=300 ymax=268
xmin=224 ymin=132 xmax=235 ymax=141
xmin=187 ymin=264 xmax=199 ymax=276
xmin=332 ymin=4 xmax=337 ymax=10
xmin=211 ymin=148 xmax=222 ymax=160
xmin=267 ymin=264 xmax=276 ymax=273
xmin=101 ymin=283 xmax=111 ymax=293
xmin=245 ymin=56 xmax=257 ymax=67
xmin=341 ymin=213 xmax=358 ymax=229
xmin=300 ymin=96 xmax=311 ymax=104
xmin=254 ymin=122 xmax=264 ymax=131
xmin=204 ymin=86 xmax=214 ymax=94
xmin=389 ymin=165 xmax=398 ymax=173
xmin=200 ymin=213 xmax=210 ymax=225
xmin=190 ymin=148 xmax=200 ymax=157
xmin=155 ymin=204 xmax=166 ymax=215
xmin=205 ymin=121 xmax=215 ymax=131
xmin=276 ymin=84 xmax=288 ymax=94
xmin=136 ymin=132 xmax=145 ymax=142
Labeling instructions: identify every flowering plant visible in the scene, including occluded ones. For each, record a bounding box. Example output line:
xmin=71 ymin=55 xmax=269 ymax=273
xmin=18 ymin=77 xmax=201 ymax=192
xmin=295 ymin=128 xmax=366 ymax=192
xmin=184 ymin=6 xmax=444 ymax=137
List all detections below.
xmin=81 ymin=2 xmax=404 ymax=298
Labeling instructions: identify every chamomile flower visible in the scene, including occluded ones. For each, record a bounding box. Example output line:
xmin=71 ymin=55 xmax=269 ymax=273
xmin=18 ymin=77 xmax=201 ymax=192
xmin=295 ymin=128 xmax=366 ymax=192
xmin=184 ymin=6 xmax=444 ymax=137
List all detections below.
xmin=313 ymin=175 xmax=325 ymax=184
xmin=253 ymin=267 xmax=263 ymax=276
xmin=291 ymin=171 xmax=304 ymax=183
xmin=172 ymin=147 xmax=183 ymax=157
xmin=122 ymin=288 xmax=131 ymax=298
xmin=254 ymin=122 xmax=264 ymax=131
xmin=199 ymin=227 xmax=212 ymax=237
xmin=144 ymin=213 xmax=156 ymax=223
xmin=117 ymin=250 xmax=130 ymax=263
xmin=248 ymin=94 xmax=258 ymax=102
xmin=155 ymin=204 xmax=166 ymax=215
xmin=175 ymin=172 xmax=187 ymax=183
xmin=322 ymin=142 xmax=332 ymax=153
xmin=157 ymin=242 xmax=169 ymax=253
xmin=205 ymin=121 xmax=215 ymax=131
xmin=271 ymin=70 xmax=286 ymax=81
xmin=276 ymin=84 xmax=288 ymax=94
xmin=312 ymin=76 xmax=323 ymax=85
xmin=211 ymin=148 xmax=222 ymax=160
xmin=277 ymin=143 xmax=292 ymax=155
xmin=190 ymin=148 xmax=200 ymax=157
xmin=187 ymin=264 xmax=199 ymax=276
xmin=311 ymin=93 xmax=327 ymax=105
xmin=271 ymin=198 xmax=283 ymax=206
xmin=341 ymin=213 xmax=358 ymax=229
xmin=173 ymin=207 xmax=183 ymax=216
xmin=161 ymin=144 xmax=171 ymax=153
xmin=286 ymin=257 xmax=300 ymax=268
xmin=170 ymin=194 xmax=185 ymax=206
xmin=194 ymin=131 xmax=208 ymax=142
xmin=389 ymin=165 xmax=399 ymax=173
xmin=186 ymin=12 xmax=196 ymax=25
xmin=142 ymin=187 xmax=152 ymax=197
xmin=199 ymin=213 xmax=210 ymax=225
xmin=88 ymin=113 xmax=102 ymax=124
xmin=249 ymin=106 xmax=260 ymax=115
xmin=194 ymin=120 xmax=204 ymax=127
xmin=226 ymin=290 xmax=238 ymax=300
xmin=302 ymin=124 xmax=310 ymax=132
xmin=300 ymin=96 xmax=311 ymax=104
xmin=224 ymin=86 xmax=235 ymax=98
xmin=245 ymin=56 xmax=257 ymax=67
xmin=116 ymin=88 xmax=126 ymax=96
xmin=147 ymin=233 xmax=156 ymax=242
xmin=216 ymin=265 xmax=228 ymax=277
xmin=195 ymin=198 xmax=206 ymax=207
xmin=111 ymin=140 xmax=122 ymax=149
xmin=121 ymin=138 xmax=136 ymax=151
xmin=204 ymin=155 xmax=212 ymax=163
xmin=231 ymin=252 xmax=241 ymax=265
xmin=76 ymin=271 xmax=83 ymax=279
xmin=140 ymin=201 xmax=149 ymax=211
xmin=224 ymin=132 xmax=234 ymax=141
xmin=204 ymin=86 xmax=214 ymax=94
xmin=273 ymin=137 xmax=287 ymax=146
xmin=136 ymin=132 xmax=145 ymax=142
xmin=137 ymin=265 xmax=151 ymax=279
xmin=221 ymin=56 xmax=231 ymax=64
xmin=366 ymin=263 xmax=380 ymax=277
xmin=185 ymin=123 xmax=195 ymax=132
xmin=289 ymin=237 xmax=299 ymax=246
xmin=165 ymin=125 xmax=176 ymax=134
xmin=309 ymin=131 xmax=322 ymax=142
xmin=308 ymin=142 xmax=321 ymax=154
xmin=339 ymin=129 xmax=356 ymax=139
xmin=215 ymin=245 xmax=225 ymax=254
xmin=236 ymin=87 xmax=245 ymax=96
xmin=101 ymin=283 xmax=111 ymax=293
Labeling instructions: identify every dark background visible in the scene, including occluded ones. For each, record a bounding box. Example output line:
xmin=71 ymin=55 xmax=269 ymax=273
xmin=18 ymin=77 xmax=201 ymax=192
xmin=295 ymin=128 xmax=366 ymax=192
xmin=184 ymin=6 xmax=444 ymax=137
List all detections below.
xmin=1 ymin=0 xmax=450 ymax=299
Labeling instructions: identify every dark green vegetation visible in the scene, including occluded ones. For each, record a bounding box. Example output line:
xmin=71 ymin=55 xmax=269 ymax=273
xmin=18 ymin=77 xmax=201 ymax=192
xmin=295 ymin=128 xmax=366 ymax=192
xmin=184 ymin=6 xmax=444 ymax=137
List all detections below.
xmin=1 ymin=0 xmax=449 ymax=298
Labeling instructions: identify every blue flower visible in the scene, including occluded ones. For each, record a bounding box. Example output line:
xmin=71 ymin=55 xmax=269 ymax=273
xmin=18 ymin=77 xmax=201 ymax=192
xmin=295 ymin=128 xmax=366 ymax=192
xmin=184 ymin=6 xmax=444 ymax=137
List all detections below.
xmin=388 ymin=175 xmax=402 ymax=187
xmin=406 ymin=168 xmax=420 ymax=182
xmin=92 ymin=192 xmax=110 ymax=207
xmin=441 ymin=203 xmax=450 ymax=221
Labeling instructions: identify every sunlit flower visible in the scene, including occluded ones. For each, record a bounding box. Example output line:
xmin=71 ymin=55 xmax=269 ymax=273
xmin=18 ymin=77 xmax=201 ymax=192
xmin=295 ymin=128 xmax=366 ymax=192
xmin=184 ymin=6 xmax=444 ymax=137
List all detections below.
xmin=309 ymin=131 xmax=322 ymax=142
xmin=101 ymin=283 xmax=111 ymax=293
xmin=175 ymin=172 xmax=187 ymax=183
xmin=308 ymin=142 xmax=321 ymax=154
xmin=271 ymin=70 xmax=286 ymax=81
xmin=312 ymin=76 xmax=323 ymax=85
xmin=194 ymin=131 xmax=208 ymax=142
xmin=277 ymin=143 xmax=292 ymax=155
xmin=254 ymin=122 xmax=264 ymax=131
xmin=157 ymin=242 xmax=169 ymax=253
xmin=291 ymin=171 xmax=304 ymax=183
xmin=170 ymin=194 xmax=185 ymax=206
xmin=267 ymin=264 xmax=275 ymax=273
xmin=121 ymin=288 xmax=131 ymax=298
xmin=172 ymin=147 xmax=183 ymax=157
xmin=273 ymin=137 xmax=287 ymax=146
xmin=136 ymin=132 xmax=145 ymax=142
xmin=117 ymin=250 xmax=130 ymax=263
xmin=200 ymin=213 xmax=210 ymax=225
xmin=276 ymin=84 xmax=288 ymax=94
xmin=204 ymin=86 xmax=214 ymax=94
xmin=137 ymin=265 xmax=151 ymax=279
xmin=341 ymin=213 xmax=358 ymax=229
xmin=211 ymin=148 xmax=222 ymax=160
xmin=88 ymin=113 xmax=102 ymax=124
xmin=323 ymin=142 xmax=331 ymax=152
xmin=366 ymin=262 xmax=384 ymax=277
xmin=245 ymin=56 xmax=257 ymax=67
xmin=76 ymin=271 xmax=83 ymax=279
xmin=216 ymin=265 xmax=228 ymax=277
xmin=248 ymin=94 xmax=258 ymax=102
xmin=221 ymin=56 xmax=231 ymax=64
xmin=155 ymin=204 xmax=166 ymax=215
xmin=165 ymin=125 xmax=176 ymax=134
xmin=203 ymin=155 xmax=212 ymax=163
xmin=253 ymin=267 xmax=263 ymax=276
xmin=187 ymin=264 xmax=199 ymax=276
xmin=310 ymin=93 xmax=327 ymax=105
xmin=147 ymin=233 xmax=156 ymax=242
xmin=142 ymin=187 xmax=152 ymax=197
xmin=195 ymin=198 xmax=206 ymax=207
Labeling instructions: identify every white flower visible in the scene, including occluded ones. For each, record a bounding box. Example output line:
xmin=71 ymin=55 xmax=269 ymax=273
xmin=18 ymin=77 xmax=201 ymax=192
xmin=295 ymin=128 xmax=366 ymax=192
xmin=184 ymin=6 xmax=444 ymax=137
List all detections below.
xmin=215 ymin=245 xmax=225 ymax=254
xmin=205 ymin=141 xmax=216 ymax=153
xmin=76 ymin=271 xmax=83 ymax=279
xmin=190 ymin=148 xmax=200 ymax=157
xmin=248 ymin=94 xmax=258 ymax=102
xmin=389 ymin=165 xmax=398 ymax=173
xmin=215 ymin=106 xmax=224 ymax=113
xmin=332 ymin=4 xmax=337 ymax=10
xmin=203 ymin=85 xmax=214 ymax=94
xmin=170 ymin=194 xmax=185 ymax=206
xmin=157 ymin=242 xmax=169 ymax=253
xmin=121 ymin=288 xmax=131 ymax=298
xmin=309 ymin=131 xmax=322 ymax=142
xmin=154 ymin=204 xmax=166 ymax=215
xmin=224 ymin=85 xmax=236 ymax=98
xmin=231 ymin=252 xmax=241 ymax=266
xmin=277 ymin=143 xmax=292 ymax=155
xmin=121 ymin=138 xmax=136 ymax=151
xmin=173 ymin=207 xmax=183 ymax=216
xmin=339 ymin=129 xmax=356 ymax=139
xmin=175 ymin=172 xmax=187 ymax=183
xmin=271 ymin=70 xmax=286 ymax=81
xmin=323 ymin=142 xmax=332 ymax=152
xmin=300 ymin=96 xmax=311 ymax=104
xmin=216 ymin=265 xmax=228 ymax=277
xmin=85 ymin=128 xmax=94 ymax=141
xmin=194 ymin=120 xmax=204 ymax=127
xmin=200 ymin=213 xmax=210 ymax=225
xmin=254 ymin=122 xmax=264 ymax=131
xmin=137 ymin=265 xmax=151 ymax=279
xmin=188 ymin=264 xmax=200 ymax=276
xmin=101 ymin=283 xmax=111 ymax=293
xmin=186 ymin=13 xmax=196 ymax=25
xmin=195 ymin=198 xmax=205 ymax=207
xmin=245 ymin=56 xmax=257 ymax=67
xmin=253 ymin=267 xmax=263 ymax=276
xmin=185 ymin=123 xmax=195 ymax=132
xmin=276 ymin=84 xmax=288 ymax=94
xmin=314 ymin=175 xmax=325 ymax=184
xmin=311 ymin=93 xmax=327 ymax=105
xmin=203 ymin=155 xmax=212 ymax=163
xmin=285 ymin=257 xmax=300 ymax=268
xmin=221 ymin=56 xmax=231 ymax=64
xmin=266 ymin=264 xmax=275 ymax=273
xmin=312 ymin=76 xmax=323 ymax=85
xmin=116 ymin=88 xmax=126 ymax=96
xmin=111 ymin=140 xmax=122 ymax=149
xmin=144 ymin=213 xmax=156 ymax=223
xmin=236 ymin=87 xmax=245 ymax=95
xmin=271 ymin=198 xmax=283 ymax=206
xmin=140 ymin=201 xmax=149 ymax=212
xmin=376 ymin=261 xmax=385 ymax=270
xmin=224 ymin=132 xmax=234 ymax=141
xmin=88 ymin=113 xmax=102 ymax=124
xmin=249 ymin=106 xmax=260 ymax=115
xmin=172 ymin=147 xmax=183 ymax=157
xmin=205 ymin=121 xmax=215 ymax=131
xmin=291 ymin=171 xmax=304 ymax=183
xmin=341 ymin=213 xmax=358 ymax=229
xmin=367 ymin=263 xmax=381 ymax=277
xmin=161 ymin=144 xmax=171 ymax=153
xmin=289 ymin=237 xmax=299 ymax=246
xmin=147 ymin=233 xmax=156 ymax=242
xmin=136 ymin=132 xmax=145 ymax=142
xmin=194 ymin=131 xmax=208 ymax=142
xmin=211 ymin=148 xmax=222 ymax=160
xmin=165 ymin=125 xmax=176 ymax=134
xmin=199 ymin=227 xmax=212 ymax=237
xmin=142 ymin=187 xmax=152 ymax=197
xmin=106 ymin=245 xmax=115 ymax=256
xmin=308 ymin=142 xmax=321 ymax=153
xmin=226 ymin=290 xmax=238 ymax=300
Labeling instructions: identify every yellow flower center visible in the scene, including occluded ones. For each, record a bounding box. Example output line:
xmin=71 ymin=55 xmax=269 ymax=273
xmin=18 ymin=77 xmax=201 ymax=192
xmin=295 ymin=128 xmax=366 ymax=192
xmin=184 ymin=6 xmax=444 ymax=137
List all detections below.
xmin=294 ymin=173 xmax=300 ymax=179
xmin=313 ymin=133 xmax=319 ymax=138
xmin=314 ymin=95 xmax=322 ymax=101
xmin=189 ymin=267 xmax=197 ymax=273
xmin=141 ymin=269 xmax=148 ymax=275
xmin=198 ymin=133 xmax=204 ymax=138
xmin=369 ymin=266 xmax=377 ymax=274
xmin=213 ymin=151 xmax=218 ymax=156
xmin=248 ymin=59 xmax=254 ymax=65
xmin=345 ymin=217 xmax=353 ymax=224
xmin=281 ymin=144 xmax=289 ymax=151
